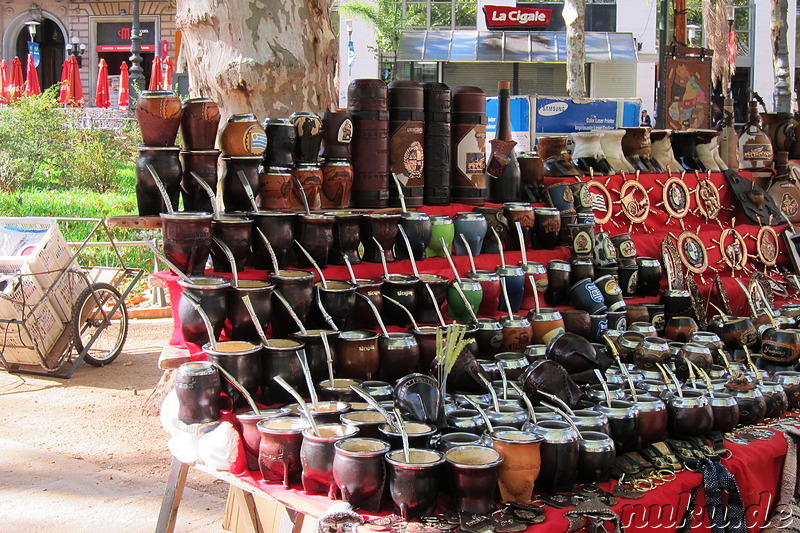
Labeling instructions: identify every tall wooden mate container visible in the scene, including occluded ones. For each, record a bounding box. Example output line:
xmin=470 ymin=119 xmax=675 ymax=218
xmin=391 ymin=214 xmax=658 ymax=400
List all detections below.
xmin=348 ymin=79 xmax=390 ymax=208
xmin=451 ymin=86 xmax=487 ymax=205
xmin=388 ymin=80 xmax=425 ymax=208
xmin=422 ymin=82 xmax=452 ymax=206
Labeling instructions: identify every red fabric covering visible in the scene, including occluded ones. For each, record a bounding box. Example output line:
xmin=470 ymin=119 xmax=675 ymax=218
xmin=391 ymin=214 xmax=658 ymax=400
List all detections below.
xmin=23 ymin=54 xmax=40 ymax=97
xmin=57 ymin=56 xmax=83 ymax=107
xmin=156 ymin=173 xmax=792 ymax=529
xmin=117 ymin=62 xmax=129 ymax=108
xmin=214 ymin=416 xmax=786 ymax=532
xmin=148 ymin=56 xmax=162 ymax=91
xmin=0 ymin=60 xmax=8 ymax=104
xmin=94 ymin=59 xmax=110 ymax=108
xmin=7 ymin=57 xmax=23 ymax=102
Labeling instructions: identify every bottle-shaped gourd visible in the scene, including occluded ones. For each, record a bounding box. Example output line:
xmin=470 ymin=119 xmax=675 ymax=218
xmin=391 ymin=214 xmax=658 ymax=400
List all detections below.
xmin=487 ymin=81 xmax=521 ymax=203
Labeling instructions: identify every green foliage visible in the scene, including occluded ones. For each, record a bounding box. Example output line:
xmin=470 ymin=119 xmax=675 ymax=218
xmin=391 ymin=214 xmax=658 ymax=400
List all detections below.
xmin=0 ymin=89 xmax=153 ymax=274
xmin=0 ymin=87 xmax=138 ymax=192
xmin=340 ymin=0 xmax=403 ymax=53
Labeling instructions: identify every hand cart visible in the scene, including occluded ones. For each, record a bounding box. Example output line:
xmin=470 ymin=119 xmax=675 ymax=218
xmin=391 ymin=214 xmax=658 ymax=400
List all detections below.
xmin=0 ymin=217 xmax=144 ymax=378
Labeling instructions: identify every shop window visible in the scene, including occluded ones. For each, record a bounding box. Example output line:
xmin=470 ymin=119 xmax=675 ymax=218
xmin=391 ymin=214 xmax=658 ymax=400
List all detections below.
xmin=401 ymin=0 xmax=477 ymax=30
xmin=516 ymin=2 xmax=617 ymax=32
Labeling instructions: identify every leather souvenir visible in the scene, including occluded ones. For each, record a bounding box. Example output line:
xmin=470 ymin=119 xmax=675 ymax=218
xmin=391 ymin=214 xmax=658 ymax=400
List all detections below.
xmin=767 ymin=164 xmax=800 ymax=224
xmin=520 ymin=359 xmax=582 ymax=409
xmin=724 ymin=169 xmax=781 ymax=226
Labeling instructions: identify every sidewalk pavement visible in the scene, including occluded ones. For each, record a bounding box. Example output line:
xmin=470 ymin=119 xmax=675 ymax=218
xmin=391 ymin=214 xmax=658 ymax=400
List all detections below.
xmin=0 ymin=438 xmax=224 ymax=532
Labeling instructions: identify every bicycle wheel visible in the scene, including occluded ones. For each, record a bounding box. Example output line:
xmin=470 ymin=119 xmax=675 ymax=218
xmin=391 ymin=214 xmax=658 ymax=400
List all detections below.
xmin=71 ymin=282 xmax=129 ymax=367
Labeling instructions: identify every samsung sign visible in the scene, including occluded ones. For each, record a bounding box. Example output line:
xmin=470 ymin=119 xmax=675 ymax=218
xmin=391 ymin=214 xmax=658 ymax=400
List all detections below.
xmin=483 ymin=5 xmax=553 ymax=29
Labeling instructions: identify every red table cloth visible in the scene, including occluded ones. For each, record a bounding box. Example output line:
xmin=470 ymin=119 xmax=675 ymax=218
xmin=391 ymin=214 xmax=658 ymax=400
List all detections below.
xmin=156 ymin=170 xmax=794 ymax=531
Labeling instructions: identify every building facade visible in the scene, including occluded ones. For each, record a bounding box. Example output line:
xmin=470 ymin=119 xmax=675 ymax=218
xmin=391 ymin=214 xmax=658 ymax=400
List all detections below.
xmin=0 ymin=1 xmax=177 ymax=105
xmin=338 ymin=0 xmax=799 ymax=123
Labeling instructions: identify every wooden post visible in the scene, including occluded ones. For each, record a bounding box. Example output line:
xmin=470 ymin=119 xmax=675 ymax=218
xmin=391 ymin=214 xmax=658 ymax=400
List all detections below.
xmin=674 ymin=0 xmax=687 ymax=45
xmin=155 ymin=457 xmax=190 ymax=533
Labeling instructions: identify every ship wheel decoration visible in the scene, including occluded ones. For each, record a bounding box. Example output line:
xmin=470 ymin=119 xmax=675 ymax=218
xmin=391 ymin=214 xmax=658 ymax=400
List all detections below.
xmin=711 ymin=221 xmax=750 ymax=274
xmin=583 ymin=178 xmax=614 ymax=228
xmin=661 ymin=235 xmax=686 ymax=290
xmin=693 ymin=171 xmax=724 ymax=225
xmin=676 ymin=229 xmax=711 ymax=282
xmin=656 ymin=170 xmax=692 ymax=229
xmin=749 ymin=224 xmax=780 ymax=273
xmin=614 ymin=172 xmax=654 ymax=233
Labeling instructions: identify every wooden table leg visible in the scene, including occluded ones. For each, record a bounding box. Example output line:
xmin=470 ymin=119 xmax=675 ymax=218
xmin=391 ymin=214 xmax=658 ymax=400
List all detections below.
xmin=155 ymin=457 xmax=190 ymax=533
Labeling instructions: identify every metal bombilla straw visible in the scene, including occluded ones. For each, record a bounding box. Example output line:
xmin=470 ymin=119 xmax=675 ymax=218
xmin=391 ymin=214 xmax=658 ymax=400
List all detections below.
xmin=383 ymin=295 xmax=419 ymax=331
xmin=516 ymin=221 xmax=528 ymax=265
xmin=354 ymin=292 xmax=390 ymax=337
xmin=294 ymin=239 xmax=328 ymax=288
xmin=351 ymin=384 xmax=396 ymax=430
xmin=477 ymin=373 xmax=500 ymax=412
xmin=237 ymin=170 xmax=260 ymax=213
xmin=145 ymin=241 xmax=193 ymax=284
xmin=393 ymin=407 xmax=412 ymax=463
xmin=190 ymin=171 xmax=220 ymax=219
xmin=147 ymin=164 xmax=174 ymax=214
xmin=273 ymin=289 xmax=307 ymax=335
xmin=256 ymin=228 xmax=280 ymax=273
xmin=373 ymin=236 xmax=391 ymax=279
xmin=464 ymin=396 xmax=494 ymax=435
xmin=212 ymin=237 xmax=239 ymax=288
xmin=510 ymin=382 xmax=536 ymax=424
xmin=459 ymin=234 xmax=478 ymax=274
xmin=320 ymin=331 xmax=336 ymax=389
xmin=274 ymin=376 xmax=319 ymax=436
xmin=240 ymin=295 xmax=271 ymax=347
xmin=397 ymin=225 xmax=420 ymax=278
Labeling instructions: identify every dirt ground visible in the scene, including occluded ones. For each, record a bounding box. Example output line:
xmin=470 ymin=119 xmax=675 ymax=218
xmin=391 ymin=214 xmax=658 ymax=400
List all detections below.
xmin=0 ymin=317 xmax=230 ymax=501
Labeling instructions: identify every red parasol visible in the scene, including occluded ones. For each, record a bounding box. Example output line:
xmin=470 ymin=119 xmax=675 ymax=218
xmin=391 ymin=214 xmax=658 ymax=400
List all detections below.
xmin=24 ymin=54 xmax=41 ymax=97
xmin=162 ymin=56 xmax=174 ymax=90
xmin=0 ymin=60 xmax=8 ymax=104
xmin=8 ymin=57 xmax=23 ymax=102
xmin=58 ymin=55 xmax=83 ymax=107
xmin=148 ymin=55 xmax=162 ymax=90
xmin=94 ymin=59 xmax=110 ymax=108
xmin=118 ymin=62 xmax=130 ymax=108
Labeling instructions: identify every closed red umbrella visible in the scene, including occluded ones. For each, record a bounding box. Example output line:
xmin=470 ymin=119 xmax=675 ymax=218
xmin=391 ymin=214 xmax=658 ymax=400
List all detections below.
xmin=94 ymin=59 xmax=110 ymax=108
xmin=148 ymin=55 xmax=162 ymax=90
xmin=24 ymin=54 xmax=41 ymax=97
xmin=163 ymin=56 xmax=173 ymax=90
xmin=58 ymin=56 xmax=83 ymax=107
xmin=118 ymin=62 xmax=130 ymax=108
xmin=8 ymin=57 xmax=23 ymax=102
xmin=57 ymin=59 xmax=70 ymax=104
xmin=0 ymin=60 xmax=8 ymax=104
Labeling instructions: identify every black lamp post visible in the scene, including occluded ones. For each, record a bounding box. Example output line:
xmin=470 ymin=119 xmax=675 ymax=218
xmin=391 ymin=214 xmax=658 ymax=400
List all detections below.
xmin=65 ymin=36 xmax=86 ymax=68
xmin=128 ymin=0 xmax=144 ymax=107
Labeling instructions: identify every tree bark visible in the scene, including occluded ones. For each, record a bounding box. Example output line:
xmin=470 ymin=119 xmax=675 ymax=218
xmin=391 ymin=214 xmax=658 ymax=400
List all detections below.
xmin=563 ymin=0 xmax=587 ymax=98
xmin=176 ymin=0 xmax=338 ymax=120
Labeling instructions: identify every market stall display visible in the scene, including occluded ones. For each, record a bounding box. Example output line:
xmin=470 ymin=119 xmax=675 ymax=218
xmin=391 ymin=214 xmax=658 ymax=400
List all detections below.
xmin=138 ymin=84 xmax=800 ymax=533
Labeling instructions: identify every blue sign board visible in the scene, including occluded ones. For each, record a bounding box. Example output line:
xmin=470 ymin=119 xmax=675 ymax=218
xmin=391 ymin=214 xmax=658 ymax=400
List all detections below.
xmin=486 ymin=96 xmax=531 ymax=135
xmin=534 ymin=96 xmax=619 ymax=134
xmin=27 ymin=42 xmax=40 ymax=68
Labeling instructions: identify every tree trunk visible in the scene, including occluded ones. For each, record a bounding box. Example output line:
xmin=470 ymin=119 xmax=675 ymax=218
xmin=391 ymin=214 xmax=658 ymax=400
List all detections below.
xmin=176 ymin=0 xmax=338 ymax=119
xmin=563 ymin=0 xmax=587 ymax=98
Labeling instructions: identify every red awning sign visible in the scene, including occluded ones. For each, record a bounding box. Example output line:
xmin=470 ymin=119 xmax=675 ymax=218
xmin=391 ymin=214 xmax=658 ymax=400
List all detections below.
xmin=96 ymin=45 xmax=155 ymax=52
xmin=483 ymin=5 xmax=552 ymax=29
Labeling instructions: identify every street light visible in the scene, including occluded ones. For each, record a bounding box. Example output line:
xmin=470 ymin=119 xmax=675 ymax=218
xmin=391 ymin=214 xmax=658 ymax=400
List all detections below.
xmin=25 ymin=20 xmax=40 ymax=41
xmin=65 ymin=35 xmax=86 ymax=68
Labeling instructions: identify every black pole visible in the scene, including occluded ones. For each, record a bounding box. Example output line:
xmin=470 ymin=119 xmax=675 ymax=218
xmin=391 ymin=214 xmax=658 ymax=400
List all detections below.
xmin=655 ymin=0 xmax=668 ymax=128
xmin=128 ymin=0 xmax=144 ymax=108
